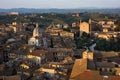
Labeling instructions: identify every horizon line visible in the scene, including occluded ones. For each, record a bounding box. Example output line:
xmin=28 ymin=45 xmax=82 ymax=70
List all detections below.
xmin=0 ymin=7 xmax=120 ymax=9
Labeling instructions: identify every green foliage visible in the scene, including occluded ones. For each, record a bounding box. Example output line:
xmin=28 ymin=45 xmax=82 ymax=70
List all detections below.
xmin=115 ymin=26 xmax=120 ymax=31
xmin=0 ymin=12 xmax=120 ymax=31
xmin=75 ymin=32 xmax=90 ymax=49
xmin=95 ymin=37 xmax=120 ymax=51
xmin=0 ymin=15 xmax=17 ymax=24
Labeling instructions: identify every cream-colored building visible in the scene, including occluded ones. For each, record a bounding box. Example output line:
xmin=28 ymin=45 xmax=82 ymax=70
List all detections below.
xmin=107 ymin=21 xmax=114 ymax=25
xmin=79 ymin=22 xmax=90 ymax=35
xmin=72 ymin=22 xmax=78 ymax=27
xmin=99 ymin=20 xmax=116 ymax=32
xmin=60 ymin=31 xmax=74 ymax=39
xmin=97 ymin=32 xmax=118 ymax=40
xmin=82 ymin=51 xmax=94 ymax=60
xmin=98 ymin=21 xmax=105 ymax=25
xmin=103 ymin=28 xmax=108 ymax=32
xmin=26 ymin=50 xmax=47 ymax=65
xmin=98 ymin=21 xmax=114 ymax=25
xmin=12 ymin=22 xmax=17 ymax=26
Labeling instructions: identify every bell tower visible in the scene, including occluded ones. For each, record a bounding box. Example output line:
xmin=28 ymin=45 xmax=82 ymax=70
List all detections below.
xmin=33 ymin=23 xmax=40 ymax=37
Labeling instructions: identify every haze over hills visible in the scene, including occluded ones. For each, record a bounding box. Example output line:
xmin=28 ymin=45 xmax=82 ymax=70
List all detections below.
xmin=0 ymin=8 xmax=120 ymax=14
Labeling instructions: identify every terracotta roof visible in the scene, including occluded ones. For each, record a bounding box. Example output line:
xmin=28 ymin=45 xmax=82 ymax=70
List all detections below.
xmin=108 ymin=76 xmax=120 ymax=80
xmin=96 ymin=61 xmax=115 ymax=68
xmin=94 ymin=51 xmax=118 ymax=58
xmin=87 ymin=61 xmax=96 ymax=70
xmin=70 ymin=59 xmax=87 ymax=79
xmin=79 ymin=70 xmax=102 ymax=80
xmin=28 ymin=50 xmax=48 ymax=57
xmin=48 ymin=48 xmax=74 ymax=53
xmin=78 ymin=70 xmax=120 ymax=80
xmin=0 ymin=75 xmax=21 ymax=80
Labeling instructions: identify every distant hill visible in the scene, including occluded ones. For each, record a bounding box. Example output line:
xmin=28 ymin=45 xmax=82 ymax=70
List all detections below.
xmin=0 ymin=8 xmax=120 ymax=14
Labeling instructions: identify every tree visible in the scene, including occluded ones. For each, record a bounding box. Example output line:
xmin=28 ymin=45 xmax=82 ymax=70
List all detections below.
xmin=95 ymin=37 xmax=120 ymax=51
xmin=95 ymin=38 xmax=109 ymax=51
xmin=115 ymin=26 xmax=120 ymax=31
xmin=12 ymin=68 xmax=17 ymax=75
xmin=50 ymin=37 xmax=53 ymax=48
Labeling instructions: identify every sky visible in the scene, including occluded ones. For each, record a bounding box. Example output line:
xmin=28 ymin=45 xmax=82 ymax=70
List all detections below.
xmin=0 ymin=0 xmax=120 ymax=9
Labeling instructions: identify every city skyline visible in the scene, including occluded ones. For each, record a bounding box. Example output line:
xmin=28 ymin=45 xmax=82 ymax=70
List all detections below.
xmin=0 ymin=0 xmax=120 ymax=9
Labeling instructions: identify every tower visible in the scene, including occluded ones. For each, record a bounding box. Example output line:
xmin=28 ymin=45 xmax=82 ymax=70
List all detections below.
xmin=79 ymin=21 xmax=90 ymax=37
xmin=89 ymin=19 xmax=92 ymax=37
xmin=28 ymin=23 xmax=41 ymax=46
xmin=89 ymin=19 xmax=92 ymax=24
xmin=33 ymin=23 xmax=40 ymax=37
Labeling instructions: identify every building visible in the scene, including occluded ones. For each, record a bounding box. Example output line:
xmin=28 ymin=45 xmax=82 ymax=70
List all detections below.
xmin=60 ymin=31 xmax=74 ymax=39
xmin=0 ymin=75 xmax=21 ymax=80
xmin=7 ymin=12 xmax=19 ymax=15
xmin=99 ymin=21 xmax=105 ymax=25
xmin=70 ymin=50 xmax=120 ymax=80
xmin=103 ymin=28 xmax=108 ymax=32
xmin=98 ymin=20 xmax=116 ymax=32
xmin=8 ymin=22 xmax=25 ymax=33
xmin=82 ymin=51 xmax=94 ymax=61
xmin=26 ymin=50 xmax=48 ymax=65
xmin=0 ymin=12 xmax=19 ymax=15
xmin=96 ymin=32 xmax=119 ymax=40
xmin=63 ymin=24 xmax=69 ymax=29
xmin=28 ymin=23 xmax=42 ymax=46
xmin=72 ymin=22 xmax=78 ymax=27
xmin=47 ymin=48 xmax=74 ymax=62
xmin=79 ymin=21 xmax=90 ymax=36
